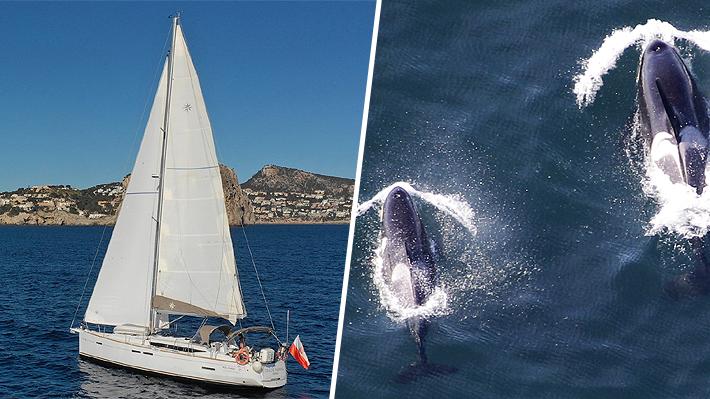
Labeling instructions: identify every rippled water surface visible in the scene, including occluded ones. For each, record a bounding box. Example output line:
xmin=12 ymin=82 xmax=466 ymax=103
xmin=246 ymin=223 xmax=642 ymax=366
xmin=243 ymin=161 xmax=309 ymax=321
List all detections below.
xmin=337 ymin=1 xmax=710 ymax=398
xmin=0 ymin=224 xmax=345 ymax=398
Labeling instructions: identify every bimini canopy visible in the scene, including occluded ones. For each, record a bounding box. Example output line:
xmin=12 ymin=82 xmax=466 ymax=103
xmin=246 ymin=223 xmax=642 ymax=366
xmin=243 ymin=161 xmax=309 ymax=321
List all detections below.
xmin=196 ymin=324 xmax=232 ymax=345
xmin=227 ymin=326 xmax=274 ymax=340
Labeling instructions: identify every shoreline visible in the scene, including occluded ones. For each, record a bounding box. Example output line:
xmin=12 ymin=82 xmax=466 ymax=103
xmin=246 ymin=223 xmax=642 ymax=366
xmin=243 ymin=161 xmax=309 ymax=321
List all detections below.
xmin=0 ymin=220 xmax=350 ymax=227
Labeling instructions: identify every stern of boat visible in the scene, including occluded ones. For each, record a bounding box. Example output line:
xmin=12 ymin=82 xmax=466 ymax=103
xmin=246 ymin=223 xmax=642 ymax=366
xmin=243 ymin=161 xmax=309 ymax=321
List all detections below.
xmin=248 ymin=359 xmax=287 ymax=389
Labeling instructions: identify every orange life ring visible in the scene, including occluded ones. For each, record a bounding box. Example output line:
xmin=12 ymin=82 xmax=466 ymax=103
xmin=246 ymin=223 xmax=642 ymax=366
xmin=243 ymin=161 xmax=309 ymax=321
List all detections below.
xmin=234 ymin=348 xmax=250 ymax=365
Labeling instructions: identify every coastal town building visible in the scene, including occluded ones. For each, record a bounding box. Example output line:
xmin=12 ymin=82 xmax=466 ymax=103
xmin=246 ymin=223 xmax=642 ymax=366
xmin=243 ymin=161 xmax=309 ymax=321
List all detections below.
xmin=242 ymin=188 xmax=351 ymax=223
xmin=0 ymin=182 xmax=124 ymax=221
xmin=0 ymin=169 xmax=353 ymax=225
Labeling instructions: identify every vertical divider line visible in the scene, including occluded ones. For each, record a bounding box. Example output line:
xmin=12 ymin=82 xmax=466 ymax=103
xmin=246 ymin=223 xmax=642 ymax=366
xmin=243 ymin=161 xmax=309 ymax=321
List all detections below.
xmin=329 ymin=1 xmax=382 ymax=397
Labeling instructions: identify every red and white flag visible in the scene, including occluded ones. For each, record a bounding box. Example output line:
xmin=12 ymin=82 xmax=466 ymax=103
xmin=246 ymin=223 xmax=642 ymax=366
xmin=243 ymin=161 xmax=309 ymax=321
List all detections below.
xmin=288 ymin=335 xmax=310 ymax=369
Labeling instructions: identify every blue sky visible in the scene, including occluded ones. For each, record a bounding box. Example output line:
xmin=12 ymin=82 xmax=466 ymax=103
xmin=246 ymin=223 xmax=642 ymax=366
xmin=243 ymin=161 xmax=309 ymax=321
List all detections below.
xmin=0 ymin=1 xmax=374 ymax=191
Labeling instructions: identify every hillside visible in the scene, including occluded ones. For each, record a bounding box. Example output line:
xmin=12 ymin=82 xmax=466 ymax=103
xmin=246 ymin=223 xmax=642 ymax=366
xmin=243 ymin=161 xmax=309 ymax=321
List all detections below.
xmin=0 ymin=165 xmax=255 ymax=226
xmin=243 ymin=165 xmax=354 ymax=196
xmin=0 ymin=164 xmax=353 ymax=225
xmin=241 ymin=165 xmax=354 ymax=223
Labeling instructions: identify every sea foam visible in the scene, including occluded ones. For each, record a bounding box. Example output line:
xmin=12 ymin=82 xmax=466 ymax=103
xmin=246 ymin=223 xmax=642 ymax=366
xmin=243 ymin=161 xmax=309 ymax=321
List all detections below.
xmin=573 ymin=20 xmax=710 ymax=238
xmin=573 ymin=19 xmax=710 ymax=108
xmin=358 ymin=181 xmax=476 ymax=234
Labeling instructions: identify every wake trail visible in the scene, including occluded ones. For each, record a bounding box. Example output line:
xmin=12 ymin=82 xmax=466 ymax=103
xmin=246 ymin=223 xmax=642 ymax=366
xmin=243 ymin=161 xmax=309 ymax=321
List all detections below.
xmin=573 ymin=19 xmax=710 ymax=108
xmin=358 ymin=181 xmax=476 ymax=235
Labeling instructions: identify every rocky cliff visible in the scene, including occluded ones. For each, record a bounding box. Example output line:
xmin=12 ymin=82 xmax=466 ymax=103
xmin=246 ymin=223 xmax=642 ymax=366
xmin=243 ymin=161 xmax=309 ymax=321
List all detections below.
xmin=220 ymin=165 xmax=255 ymax=225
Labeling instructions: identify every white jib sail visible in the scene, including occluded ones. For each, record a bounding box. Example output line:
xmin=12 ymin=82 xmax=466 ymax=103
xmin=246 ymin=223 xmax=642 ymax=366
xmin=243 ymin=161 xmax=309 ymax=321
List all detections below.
xmin=153 ymin=24 xmax=245 ymax=324
xmin=84 ymin=64 xmax=168 ymax=328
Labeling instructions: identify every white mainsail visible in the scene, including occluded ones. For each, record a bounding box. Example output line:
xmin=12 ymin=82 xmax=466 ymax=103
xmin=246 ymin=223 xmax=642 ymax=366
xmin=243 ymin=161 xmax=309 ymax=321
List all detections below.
xmin=153 ymin=24 xmax=245 ymax=323
xmin=85 ymin=22 xmax=245 ymax=329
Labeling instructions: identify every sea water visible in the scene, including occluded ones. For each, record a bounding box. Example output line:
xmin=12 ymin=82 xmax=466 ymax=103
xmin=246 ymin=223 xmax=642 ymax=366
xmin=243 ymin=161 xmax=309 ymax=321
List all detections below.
xmin=0 ymin=224 xmax=346 ymax=398
xmin=337 ymin=2 xmax=710 ymax=398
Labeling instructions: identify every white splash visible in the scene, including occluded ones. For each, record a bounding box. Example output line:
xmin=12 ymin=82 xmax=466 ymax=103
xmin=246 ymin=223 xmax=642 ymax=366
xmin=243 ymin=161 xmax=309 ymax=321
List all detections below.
xmin=371 ymin=237 xmax=451 ymax=323
xmin=644 ymin=160 xmax=710 ymax=238
xmin=358 ymin=181 xmax=476 ymax=234
xmin=359 ymin=182 xmax=476 ymax=322
xmin=573 ymin=19 xmax=710 ymax=108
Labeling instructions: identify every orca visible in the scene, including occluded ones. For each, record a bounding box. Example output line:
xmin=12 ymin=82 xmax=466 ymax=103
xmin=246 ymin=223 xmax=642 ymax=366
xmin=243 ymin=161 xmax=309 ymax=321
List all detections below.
xmin=637 ymin=39 xmax=710 ymax=193
xmin=637 ymin=40 xmax=710 ymax=297
xmin=380 ymin=186 xmax=455 ymax=381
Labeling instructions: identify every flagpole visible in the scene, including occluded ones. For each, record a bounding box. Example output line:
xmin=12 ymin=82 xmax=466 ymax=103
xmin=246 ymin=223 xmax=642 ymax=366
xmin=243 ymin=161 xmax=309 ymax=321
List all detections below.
xmin=286 ymin=309 xmax=290 ymax=344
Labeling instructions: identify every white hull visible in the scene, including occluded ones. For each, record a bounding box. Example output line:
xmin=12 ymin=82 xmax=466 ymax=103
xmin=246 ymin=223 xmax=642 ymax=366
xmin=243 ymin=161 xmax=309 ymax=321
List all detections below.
xmin=75 ymin=328 xmax=287 ymax=389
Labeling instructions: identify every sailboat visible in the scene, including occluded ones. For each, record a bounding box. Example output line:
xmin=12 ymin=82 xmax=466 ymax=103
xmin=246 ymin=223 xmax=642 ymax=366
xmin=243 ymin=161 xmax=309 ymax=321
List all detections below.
xmin=70 ymin=14 xmax=288 ymax=389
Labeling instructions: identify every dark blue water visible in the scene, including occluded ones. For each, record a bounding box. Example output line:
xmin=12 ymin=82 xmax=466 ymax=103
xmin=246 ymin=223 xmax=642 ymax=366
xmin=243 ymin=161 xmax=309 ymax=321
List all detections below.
xmin=0 ymin=224 xmax=346 ymax=398
xmin=337 ymin=1 xmax=710 ymax=398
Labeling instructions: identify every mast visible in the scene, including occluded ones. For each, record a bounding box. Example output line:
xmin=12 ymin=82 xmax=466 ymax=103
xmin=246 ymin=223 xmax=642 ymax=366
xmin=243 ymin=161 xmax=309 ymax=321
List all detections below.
xmin=149 ymin=12 xmax=179 ymax=332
